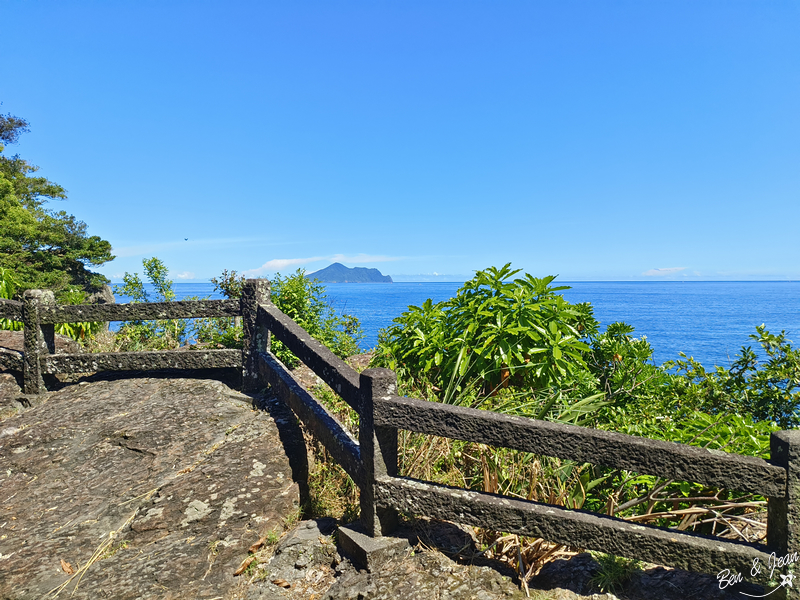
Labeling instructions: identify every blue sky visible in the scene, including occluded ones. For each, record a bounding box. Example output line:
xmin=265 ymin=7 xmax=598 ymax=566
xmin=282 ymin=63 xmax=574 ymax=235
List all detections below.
xmin=2 ymin=0 xmax=798 ymax=282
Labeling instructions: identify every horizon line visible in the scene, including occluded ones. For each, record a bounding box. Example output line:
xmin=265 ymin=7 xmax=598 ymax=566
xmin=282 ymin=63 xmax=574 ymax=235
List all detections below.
xmin=107 ymin=278 xmax=800 ymax=284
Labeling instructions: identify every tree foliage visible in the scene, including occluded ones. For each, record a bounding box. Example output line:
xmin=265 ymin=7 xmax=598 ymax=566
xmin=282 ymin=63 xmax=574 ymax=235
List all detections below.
xmin=0 ymin=112 xmax=113 ymax=296
xmin=112 ymin=257 xmax=188 ymax=350
xmin=268 ymin=269 xmax=363 ymax=367
xmin=195 ymin=268 xmax=365 ymax=365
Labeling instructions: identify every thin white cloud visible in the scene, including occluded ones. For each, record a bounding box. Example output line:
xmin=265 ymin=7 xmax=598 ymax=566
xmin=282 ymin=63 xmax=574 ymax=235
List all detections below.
xmin=174 ymin=271 xmax=195 ymax=280
xmin=642 ymin=267 xmax=687 ymax=277
xmin=112 ymin=237 xmax=286 ymax=258
xmin=243 ymin=256 xmax=326 ymax=276
xmin=242 ymin=254 xmax=403 ymax=278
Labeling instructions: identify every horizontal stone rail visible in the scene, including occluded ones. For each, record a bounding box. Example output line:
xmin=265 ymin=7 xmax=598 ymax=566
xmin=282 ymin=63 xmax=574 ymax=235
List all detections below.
xmin=374 ymin=394 xmax=787 ymax=497
xmin=38 ymin=299 xmax=240 ymax=324
xmin=0 ymin=298 xmax=23 ymax=322
xmin=43 ymin=349 xmax=242 ymax=374
xmin=375 ymin=476 xmax=772 ymax=580
xmin=259 ymin=303 xmax=361 ymax=410
xmin=16 ymin=289 xmax=250 ymax=394
xmin=257 ymin=349 xmax=363 ymax=486
xmin=249 ymin=282 xmax=800 ymax=594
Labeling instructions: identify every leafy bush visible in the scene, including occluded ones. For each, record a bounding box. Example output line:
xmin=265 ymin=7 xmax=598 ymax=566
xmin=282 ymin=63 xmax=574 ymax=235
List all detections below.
xmin=193 ymin=268 xmax=364 ymax=367
xmin=374 ymin=264 xmax=599 ymax=411
xmin=54 ymin=287 xmax=102 ymax=341
xmin=268 ymin=269 xmax=363 ymax=367
xmin=192 ymin=269 xmax=247 ymax=349
xmin=1 ymin=268 xmax=99 ymax=340
xmin=0 ymin=267 xmax=23 ymax=331
xmin=373 ymin=263 xmax=789 ymax=547
xmin=663 ymin=326 xmax=800 ymax=429
xmin=112 ymin=257 xmax=189 ymax=351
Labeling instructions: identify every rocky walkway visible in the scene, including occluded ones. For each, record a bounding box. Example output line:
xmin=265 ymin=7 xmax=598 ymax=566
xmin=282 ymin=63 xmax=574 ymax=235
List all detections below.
xmin=0 ymin=376 xmax=301 ymax=599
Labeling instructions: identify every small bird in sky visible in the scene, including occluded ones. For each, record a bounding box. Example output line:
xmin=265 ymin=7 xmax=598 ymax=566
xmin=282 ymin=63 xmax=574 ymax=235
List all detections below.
xmin=184 ymin=238 xmax=188 ymax=241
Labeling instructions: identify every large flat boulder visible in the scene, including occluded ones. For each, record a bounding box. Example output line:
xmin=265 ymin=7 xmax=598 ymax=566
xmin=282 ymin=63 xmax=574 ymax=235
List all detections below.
xmin=0 ymin=377 xmax=301 ymax=599
xmin=0 ymin=329 xmax=82 ymax=355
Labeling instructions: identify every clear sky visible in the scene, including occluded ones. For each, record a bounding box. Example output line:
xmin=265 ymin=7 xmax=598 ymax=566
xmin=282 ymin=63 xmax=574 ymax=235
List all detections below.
xmin=2 ymin=0 xmax=798 ymax=282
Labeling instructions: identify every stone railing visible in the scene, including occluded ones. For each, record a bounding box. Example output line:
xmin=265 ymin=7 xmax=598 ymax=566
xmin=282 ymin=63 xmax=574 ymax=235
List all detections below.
xmin=3 ymin=280 xmax=798 ymax=594
xmin=0 ymin=287 xmax=254 ymax=394
xmin=245 ymin=280 xmax=799 ymax=595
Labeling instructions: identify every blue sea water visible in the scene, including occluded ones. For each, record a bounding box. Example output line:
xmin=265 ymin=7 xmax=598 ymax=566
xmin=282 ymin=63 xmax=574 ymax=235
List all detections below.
xmin=116 ymin=281 xmax=800 ymax=369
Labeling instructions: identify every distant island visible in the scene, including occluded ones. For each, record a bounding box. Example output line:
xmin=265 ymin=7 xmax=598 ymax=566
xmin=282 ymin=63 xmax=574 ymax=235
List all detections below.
xmin=309 ymin=263 xmax=393 ymax=283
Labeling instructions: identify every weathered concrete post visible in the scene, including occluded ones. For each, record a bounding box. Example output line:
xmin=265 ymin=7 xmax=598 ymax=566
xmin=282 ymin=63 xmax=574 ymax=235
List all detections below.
xmin=768 ymin=430 xmax=800 ymax=599
xmin=241 ymin=278 xmax=270 ymax=393
xmin=359 ymin=368 xmax=399 ymax=537
xmin=22 ymin=289 xmax=56 ymax=394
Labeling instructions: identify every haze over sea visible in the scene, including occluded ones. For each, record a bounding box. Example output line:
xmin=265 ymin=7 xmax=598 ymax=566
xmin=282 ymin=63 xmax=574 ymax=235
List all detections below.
xmin=118 ymin=281 xmax=800 ymax=369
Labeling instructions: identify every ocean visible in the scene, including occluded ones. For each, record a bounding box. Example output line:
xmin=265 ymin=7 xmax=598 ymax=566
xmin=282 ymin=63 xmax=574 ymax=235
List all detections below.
xmin=114 ymin=281 xmax=800 ymax=369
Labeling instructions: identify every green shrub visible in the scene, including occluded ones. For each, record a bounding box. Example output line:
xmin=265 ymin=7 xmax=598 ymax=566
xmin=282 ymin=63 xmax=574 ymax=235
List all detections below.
xmin=374 ymin=264 xmax=601 ymax=415
xmin=54 ymin=287 xmax=102 ymax=341
xmin=193 ymin=268 xmax=364 ymax=367
xmin=192 ymin=269 xmax=247 ymax=349
xmin=0 ymin=267 xmax=23 ymax=331
xmin=663 ymin=326 xmax=800 ymax=429
xmin=112 ymin=257 xmax=188 ymax=351
xmin=373 ymin=263 xmax=785 ymax=538
xmin=1 ymin=269 xmax=100 ymax=341
xmin=269 ymin=269 xmax=363 ymax=367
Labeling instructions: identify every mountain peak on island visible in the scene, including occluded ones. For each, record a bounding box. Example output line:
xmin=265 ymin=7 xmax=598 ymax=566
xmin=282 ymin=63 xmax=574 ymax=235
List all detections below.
xmin=309 ymin=263 xmax=393 ymax=283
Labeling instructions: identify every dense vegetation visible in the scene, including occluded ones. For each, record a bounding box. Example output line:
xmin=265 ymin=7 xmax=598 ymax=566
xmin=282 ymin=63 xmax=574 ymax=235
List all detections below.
xmin=372 ymin=263 xmax=798 ymax=554
xmin=104 ymin=260 xmax=364 ymax=364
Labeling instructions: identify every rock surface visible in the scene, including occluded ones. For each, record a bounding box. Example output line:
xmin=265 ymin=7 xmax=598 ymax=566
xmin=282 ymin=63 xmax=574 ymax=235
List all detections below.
xmin=236 ymin=516 xmax=758 ymax=600
xmin=0 ymin=329 xmax=82 ymax=356
xmin=0 ymin=377 xmax=301 ymax=599
xmin=87 ymin=284 xmax=116 ymax=306
xmin=0 ymin=373 xmax=23 ymax=420
xmin=239 ymin=519 xmax=528 ymax=600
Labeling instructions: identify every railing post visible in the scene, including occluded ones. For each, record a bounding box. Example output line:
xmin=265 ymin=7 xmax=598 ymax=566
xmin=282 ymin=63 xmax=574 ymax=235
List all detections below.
xmin=359 ymin=368 xmax=399 ymax=537
xmin=241 ymin=278 xmax=270 ymax=393
xmin=768 ymin=430 xmax=800 ymax=599
xmin=22 ymin=289 xmax=56 ymax=394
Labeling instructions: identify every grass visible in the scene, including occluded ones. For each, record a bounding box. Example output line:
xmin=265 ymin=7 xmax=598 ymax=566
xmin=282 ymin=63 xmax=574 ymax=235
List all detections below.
xmin=46 ymin=508 xmax=139 ymax=598
xmin=299 ymin=369 xmax=586 ymax=594
xmin=589 ymin=552 xmax=642 ymax=594
xmin=301 ymin=381 xmax=361 ymax=522
xmin=265 ymin=529 xmax=280 ymax=545
xmin=98 ymin=539 xmax=130 ymax=560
